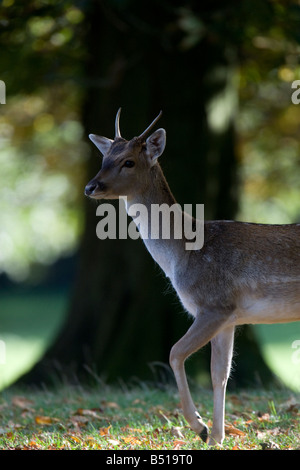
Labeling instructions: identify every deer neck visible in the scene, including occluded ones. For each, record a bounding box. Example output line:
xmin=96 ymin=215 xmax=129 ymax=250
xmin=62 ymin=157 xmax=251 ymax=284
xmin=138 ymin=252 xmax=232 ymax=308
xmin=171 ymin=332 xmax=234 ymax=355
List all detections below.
xmin=124 ymin=164 xmax=186 ymax=279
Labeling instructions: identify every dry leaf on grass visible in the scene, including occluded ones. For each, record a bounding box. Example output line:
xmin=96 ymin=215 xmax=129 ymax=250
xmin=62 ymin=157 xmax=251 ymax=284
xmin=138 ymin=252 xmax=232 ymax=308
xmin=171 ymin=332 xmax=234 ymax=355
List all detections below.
xmin=260 ymin=440 xmax=280 ymax=450
xmin=121 ymin=426 xmax=143 ymax=433
xmin=107 ymin=438 xmax=121 ymax=446
xmin=255 ymin=427 xmax=281 ymax=440
xmin=69 ymin=415 xmax=89 ymax=427
xmin=121 ymin=435 xmax=142 ymax=446
xmin=35 ymin=415 xmax=60 ymax=425
xmin=101 ymin=401 xmax=120 ymax=409
xmin=225 ymin=424 xmax=246 ymax=437
xmin=99 ymin=425 xmax=111 ymax=436
xmin=173 ymin=439 xmax=186 ymax=450
xmin=256 ymin=412 xmax=274 ymax=422
xmin=24 ymin=440 xmax=43 ymax=450
xmin=67 ymin=434 xmax=82 ymax=444
xmin=84 ymin=436 xmax=99 ymax=446
xmin=7 ymin=420 xmax=23 ymax=430
xmin=74 ymin=408 xmax=103 ymax=419
xmin=12 ymin=396 xmax=34 ymax=412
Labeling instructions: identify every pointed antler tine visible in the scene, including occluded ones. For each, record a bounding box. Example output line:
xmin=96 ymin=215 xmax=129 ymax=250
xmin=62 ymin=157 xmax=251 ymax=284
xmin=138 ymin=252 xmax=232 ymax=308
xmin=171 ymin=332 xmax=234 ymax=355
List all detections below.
xmin=138 ymin=111 xmax=163 ymax=141
xmin=115 ymin=107 xmax=122 ymax=139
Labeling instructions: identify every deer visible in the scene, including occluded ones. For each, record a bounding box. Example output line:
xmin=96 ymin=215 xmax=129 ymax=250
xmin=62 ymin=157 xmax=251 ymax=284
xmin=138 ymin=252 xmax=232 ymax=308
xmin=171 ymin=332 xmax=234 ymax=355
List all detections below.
xmin=84 ymin=109 xmax=300 ymax=446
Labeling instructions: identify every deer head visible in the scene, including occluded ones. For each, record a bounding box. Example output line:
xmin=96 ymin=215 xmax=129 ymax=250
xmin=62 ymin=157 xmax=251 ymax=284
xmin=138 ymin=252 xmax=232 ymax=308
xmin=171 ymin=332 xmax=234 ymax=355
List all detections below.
xmin=85 ymin=109 xmax=166 ymax=200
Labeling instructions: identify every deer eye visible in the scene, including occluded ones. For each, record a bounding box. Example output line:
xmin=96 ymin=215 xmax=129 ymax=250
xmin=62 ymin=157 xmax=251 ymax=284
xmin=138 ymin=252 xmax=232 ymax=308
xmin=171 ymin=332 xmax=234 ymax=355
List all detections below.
xmin=123 ymin=160 xmax=135 ymax=168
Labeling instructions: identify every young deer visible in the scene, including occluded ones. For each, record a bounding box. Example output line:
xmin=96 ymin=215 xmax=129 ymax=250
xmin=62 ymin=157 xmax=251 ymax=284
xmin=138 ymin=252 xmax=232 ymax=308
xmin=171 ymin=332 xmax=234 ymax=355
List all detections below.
xmin=85 ymin=109 xmax=300 ymax=445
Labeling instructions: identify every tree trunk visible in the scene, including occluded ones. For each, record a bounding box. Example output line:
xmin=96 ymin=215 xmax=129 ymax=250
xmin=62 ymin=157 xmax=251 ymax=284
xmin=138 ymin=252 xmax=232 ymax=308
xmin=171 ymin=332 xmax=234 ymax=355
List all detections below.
xmin=19 ymin=1 xmax=274 ymax=389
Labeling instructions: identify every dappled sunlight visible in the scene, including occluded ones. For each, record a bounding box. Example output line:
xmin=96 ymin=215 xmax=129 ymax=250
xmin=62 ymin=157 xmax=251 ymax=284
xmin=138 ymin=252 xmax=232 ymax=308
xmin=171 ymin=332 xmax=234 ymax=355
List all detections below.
xmin=0 ymin=334 xmax=45 ymax=390
xmin=1 ymin=0 xmax=300 ymax=406
xmin=0 ymin=89 xmax=87 ymax=281
xmin=0 ymin=290 xmax=69 ymax=390
xmin=254 ymin=323 xmax=300 ymax=392
xmin=237 ymin=38 xmax=300 ymax=224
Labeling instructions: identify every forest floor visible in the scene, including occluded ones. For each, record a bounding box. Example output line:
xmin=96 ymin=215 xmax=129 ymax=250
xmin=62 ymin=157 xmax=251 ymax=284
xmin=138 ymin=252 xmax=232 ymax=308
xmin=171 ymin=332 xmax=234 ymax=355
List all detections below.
xmin=0 ymin=382 xmax=299 ymax=451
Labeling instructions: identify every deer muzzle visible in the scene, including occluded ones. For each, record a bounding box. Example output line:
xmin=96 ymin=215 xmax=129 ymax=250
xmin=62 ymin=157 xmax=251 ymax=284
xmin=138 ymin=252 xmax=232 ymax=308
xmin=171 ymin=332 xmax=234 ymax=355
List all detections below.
xmin=84 ymin=179 xmax=107 ymax=197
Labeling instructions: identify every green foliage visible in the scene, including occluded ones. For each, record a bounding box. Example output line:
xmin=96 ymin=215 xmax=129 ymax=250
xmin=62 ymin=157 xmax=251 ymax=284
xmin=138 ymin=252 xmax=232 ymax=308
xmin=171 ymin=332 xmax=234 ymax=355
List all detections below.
xmin=0 ymin=1 xmax=87 ymax=280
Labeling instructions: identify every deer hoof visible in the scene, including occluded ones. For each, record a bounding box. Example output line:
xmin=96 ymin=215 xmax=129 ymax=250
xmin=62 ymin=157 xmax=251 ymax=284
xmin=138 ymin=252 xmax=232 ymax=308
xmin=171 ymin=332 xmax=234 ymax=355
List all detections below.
xmin=199 ymin=424 xmax=209 ymax=443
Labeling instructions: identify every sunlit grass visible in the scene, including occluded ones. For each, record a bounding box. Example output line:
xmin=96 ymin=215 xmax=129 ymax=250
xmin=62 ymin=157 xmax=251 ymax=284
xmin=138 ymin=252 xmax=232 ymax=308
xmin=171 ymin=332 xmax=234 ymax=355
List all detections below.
xmin=0 ymin=384 xmax=299 ymax=450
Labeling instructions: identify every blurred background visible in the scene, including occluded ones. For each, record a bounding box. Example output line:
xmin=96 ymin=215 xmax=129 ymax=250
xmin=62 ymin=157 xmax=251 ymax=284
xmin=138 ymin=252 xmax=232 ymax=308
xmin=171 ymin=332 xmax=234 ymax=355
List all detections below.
xmin=1 ymin=0 xmax=300 ymax=392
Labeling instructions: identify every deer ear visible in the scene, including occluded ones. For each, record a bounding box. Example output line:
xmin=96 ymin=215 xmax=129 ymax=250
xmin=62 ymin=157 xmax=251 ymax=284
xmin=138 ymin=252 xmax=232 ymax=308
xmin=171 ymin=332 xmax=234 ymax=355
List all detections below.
xmin=89 ymin=134 xmax=113 ymax=155
xmin=145 ymin=129 xmax=166 ymax=162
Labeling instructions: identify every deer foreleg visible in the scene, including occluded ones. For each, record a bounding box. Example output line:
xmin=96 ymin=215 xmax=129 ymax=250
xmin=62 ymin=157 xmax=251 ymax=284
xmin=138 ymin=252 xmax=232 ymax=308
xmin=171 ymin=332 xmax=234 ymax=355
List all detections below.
xmin=169 ymin=311 xmax=227 ymax=444
xmin=209 ymin=326 xmax=235 ymax=445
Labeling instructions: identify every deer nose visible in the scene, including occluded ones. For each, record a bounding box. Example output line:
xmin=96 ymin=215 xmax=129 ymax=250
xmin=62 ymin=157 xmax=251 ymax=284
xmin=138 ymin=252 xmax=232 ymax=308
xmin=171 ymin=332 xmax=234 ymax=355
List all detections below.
xmin=85 ymin=181 xmax=97 ymax=196
xmin=85 ymin=180 xmax=106 ymax=196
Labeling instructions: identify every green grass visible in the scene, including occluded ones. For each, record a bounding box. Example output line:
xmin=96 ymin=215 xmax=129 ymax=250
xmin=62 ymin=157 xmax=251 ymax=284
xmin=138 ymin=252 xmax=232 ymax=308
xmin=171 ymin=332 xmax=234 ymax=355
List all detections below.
xmin=1 ymin=289 xmax=299 ymax=450
xmin=0 ymin=383 xmax=299 ymax=450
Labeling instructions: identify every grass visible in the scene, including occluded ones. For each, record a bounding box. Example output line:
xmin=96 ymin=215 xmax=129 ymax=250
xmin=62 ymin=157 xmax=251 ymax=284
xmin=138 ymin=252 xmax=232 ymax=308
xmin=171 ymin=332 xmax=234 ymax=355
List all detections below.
xmin=0 ymin=383 xmax=299 ymax=450
xmin=0 ymin=288 xmax=299 ymax=450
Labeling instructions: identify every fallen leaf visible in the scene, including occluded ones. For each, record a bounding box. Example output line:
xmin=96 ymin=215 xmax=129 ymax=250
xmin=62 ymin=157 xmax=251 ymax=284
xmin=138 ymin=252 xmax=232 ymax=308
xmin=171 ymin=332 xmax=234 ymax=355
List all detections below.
xmin=101 ymin=401 xmax=120 ymax=409
xmin=173 ymin=439 xmax=186 ymax=450
xmin=260 ymin=440 xmax=280 ymax=450
xmin=279 ymin=397 xmax=300 ymax=414
xmin=286 ymin=404 xmax=299 ymax=414
xmin=99 ymin=425 xmax=111 ymax=436
xmin=84 ymin=436 xmax=98 ymax=445
xmin=28 ymin=440 xmax=43 ymax=449
xmin=256 ymin=427 xmax=281 ymax=439
xmin=7 ymin=420 xmax=23 ymax=430
xmin=67 ymin=435 xmax=82 ymax=444
xmin=121 ymin=435 xmax=142 ymax=445
xmin=225 ymin=424 xmax=246 ymax=437
xmin=257 ymin=412 xmax=271 ymax=421
xmin=12 ymin=396 xmax=34 ymax=412
xmin=245 ymin=419 xmax=254 ymax=425
xmin=75 ymin=408 xmax=102 ymax=419
xmin=35 ymin=415 xmax=59 ymax=425
xmin=69 ymin=415 xmax=89 ymax=427
xmin=121 ymin=426 xmax=143 ymax=433
xmin=107 ymin=438 xmax=121 ymax=446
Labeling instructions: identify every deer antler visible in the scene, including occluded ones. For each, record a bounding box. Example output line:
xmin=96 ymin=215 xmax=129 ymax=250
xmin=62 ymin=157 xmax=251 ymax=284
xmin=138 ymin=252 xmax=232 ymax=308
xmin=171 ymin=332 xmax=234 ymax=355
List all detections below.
xmin=114 ymin=108 xmax=162 ymax=141
xmin=115 ymin=108 xmax=122 ymax=139
xmin=138 ymin=111 xmax=163 ymax=141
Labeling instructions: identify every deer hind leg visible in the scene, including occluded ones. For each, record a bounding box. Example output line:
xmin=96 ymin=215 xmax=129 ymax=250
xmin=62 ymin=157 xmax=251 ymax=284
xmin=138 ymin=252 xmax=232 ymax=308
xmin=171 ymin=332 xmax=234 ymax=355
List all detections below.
xmin=209 ymin=326 xmax=235 ymax=445
xmin=169 ymin=310 xmax=228 ymax=444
